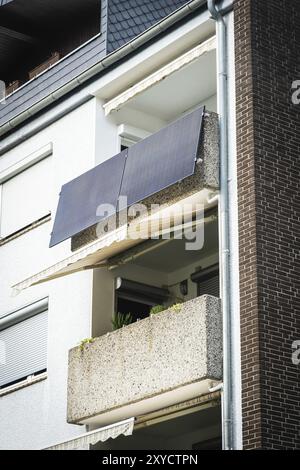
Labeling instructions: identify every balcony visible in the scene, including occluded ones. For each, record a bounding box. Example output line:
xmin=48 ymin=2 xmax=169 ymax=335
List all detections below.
xmin=67 ymin=295 xmax=222 ymax=426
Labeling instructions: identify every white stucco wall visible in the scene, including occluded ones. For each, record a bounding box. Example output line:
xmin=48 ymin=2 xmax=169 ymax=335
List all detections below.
xmin=0 ymin=100 xmax=102 ymax=449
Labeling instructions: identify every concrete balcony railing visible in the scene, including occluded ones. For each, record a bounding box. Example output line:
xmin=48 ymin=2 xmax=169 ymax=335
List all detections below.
xmin=67 ymin=295 xmax=222 ymax=426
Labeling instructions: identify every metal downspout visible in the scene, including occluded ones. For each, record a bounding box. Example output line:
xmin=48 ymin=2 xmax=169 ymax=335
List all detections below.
xmin=207 ymin=0 xmax=233 ymax=450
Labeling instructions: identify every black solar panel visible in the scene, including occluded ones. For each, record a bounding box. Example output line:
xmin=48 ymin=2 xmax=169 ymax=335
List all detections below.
xmin=49 ymin=150 xmax=127 ymax=247
xmin=120 ymin=107 xmax=204 ymax=207
xmin=50 ymin=107 xmax=204 ymax=247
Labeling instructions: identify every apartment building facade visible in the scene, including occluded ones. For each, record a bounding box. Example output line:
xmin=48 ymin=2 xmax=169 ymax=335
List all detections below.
xmin=0 ymin=0 xmax=299 ymax=450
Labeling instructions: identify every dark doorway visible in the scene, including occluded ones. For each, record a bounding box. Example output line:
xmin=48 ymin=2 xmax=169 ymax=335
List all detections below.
xmin=116 ymin=296 xmax=151 ymax=323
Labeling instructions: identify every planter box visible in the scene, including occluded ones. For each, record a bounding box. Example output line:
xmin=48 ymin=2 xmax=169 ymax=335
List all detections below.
xmin=5 ymin=80 xmax=20 ymax=96
xmin=67 ymin=295 xmax=222 ymax=426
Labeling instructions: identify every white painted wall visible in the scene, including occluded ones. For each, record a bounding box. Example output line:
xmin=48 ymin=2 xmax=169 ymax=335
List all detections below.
xmin=0 ymin=100 xmax=97 ymax=449
xmin=94 ymin=99 xmax=120 ymax=164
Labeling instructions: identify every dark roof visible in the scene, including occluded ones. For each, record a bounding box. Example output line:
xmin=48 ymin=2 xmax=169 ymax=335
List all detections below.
xmin=107 ymin=0 xmax=190 ymax=53
xmin=0 ymin=0 xmax=200 ymax=138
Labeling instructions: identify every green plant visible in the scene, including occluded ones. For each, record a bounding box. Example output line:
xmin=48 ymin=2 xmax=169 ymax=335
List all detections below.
xmin=150 ymin=302 xmax=182 ymax=316
xmin=112 ymin=312 xmax=133 ymax=330
xmin=149 ymin=304 xmax=165 ymax=315
xmin=171 ymin=303 xmax=182 ymax=313
xmin=79 ymin=337 xmax=95 ymax=352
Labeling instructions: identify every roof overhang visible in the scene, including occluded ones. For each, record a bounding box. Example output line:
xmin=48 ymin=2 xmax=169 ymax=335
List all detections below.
xmin=103 ymin=36 xmax=216 ymax=116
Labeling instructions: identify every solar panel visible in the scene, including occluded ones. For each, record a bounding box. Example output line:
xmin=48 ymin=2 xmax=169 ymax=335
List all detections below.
xmin=120 ymin=107 xmax=204 ymax=207
xmin=49 ymin=150 xmax=127 ymax=247
xmin=50 ymin=107 xmax=204 ymax=247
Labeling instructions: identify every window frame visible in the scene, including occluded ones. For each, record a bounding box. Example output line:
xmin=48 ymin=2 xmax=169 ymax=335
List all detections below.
xmin=0 ymin=298 xmax=48 ymax=394
xmin=191 ymin=263 xmax=219 ymax=297
xmin=117 ymin=124 xmax=151 ymax=151
xmin=0 ymin=143 xmax=53 ymax=239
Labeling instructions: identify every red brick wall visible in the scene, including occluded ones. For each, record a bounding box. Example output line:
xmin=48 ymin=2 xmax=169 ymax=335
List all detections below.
xmin=234 ymin=0 xmax=300 ymax=449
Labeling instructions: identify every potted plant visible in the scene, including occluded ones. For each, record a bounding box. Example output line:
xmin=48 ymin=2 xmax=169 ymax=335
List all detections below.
xmin=111 ymin=312 xmax=133 ymax=331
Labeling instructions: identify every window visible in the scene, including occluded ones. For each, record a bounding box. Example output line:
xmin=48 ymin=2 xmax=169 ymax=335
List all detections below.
xmin=0 ymin=299 xmax=48 ymax=390
xmin=191 ymin=264 xmax=219 ymax=298
xmin=117 ymin=124 xmax=151 ymax=152
xmin=0 ymin=149 xmax=52 ymax=238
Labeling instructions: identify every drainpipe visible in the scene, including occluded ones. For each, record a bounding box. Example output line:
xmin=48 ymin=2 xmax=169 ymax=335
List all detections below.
xmin=207 ymin=0 xmax=233 ymax=450
xmin=209 ymin=382 xmax=224 ymax=448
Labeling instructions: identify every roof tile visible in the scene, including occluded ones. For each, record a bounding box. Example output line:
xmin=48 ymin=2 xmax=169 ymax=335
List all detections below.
xmin=107 ymin=0 xmax=190 ymax=53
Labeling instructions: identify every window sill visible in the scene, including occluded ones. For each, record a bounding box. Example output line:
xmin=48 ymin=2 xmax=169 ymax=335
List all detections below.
xmin=0 ymin=213 xmax=51 ymax=246
xmin=0 ymin=372 xmax=47 ymax=397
